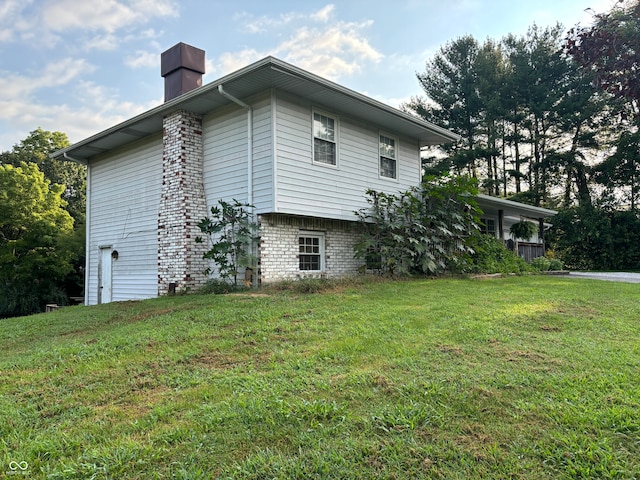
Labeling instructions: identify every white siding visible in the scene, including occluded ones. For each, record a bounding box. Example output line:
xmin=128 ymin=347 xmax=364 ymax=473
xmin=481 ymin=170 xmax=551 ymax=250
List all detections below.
xmin=274 ymin=91 xmax=421 ymax=221
xmin=87 ymin=134 xmax=163 ymax=305
xmin=202 ymin=92 xmax=273 ymax=212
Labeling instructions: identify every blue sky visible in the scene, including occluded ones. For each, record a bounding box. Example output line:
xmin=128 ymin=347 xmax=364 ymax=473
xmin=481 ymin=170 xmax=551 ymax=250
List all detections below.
xmin=0 ymin=0 xmax=613 ymax=151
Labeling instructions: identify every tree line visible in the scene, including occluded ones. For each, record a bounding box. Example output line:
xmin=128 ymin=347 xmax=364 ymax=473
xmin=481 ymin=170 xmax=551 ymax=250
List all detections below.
xmin=405 ymin=0 xmax=639 ymax=269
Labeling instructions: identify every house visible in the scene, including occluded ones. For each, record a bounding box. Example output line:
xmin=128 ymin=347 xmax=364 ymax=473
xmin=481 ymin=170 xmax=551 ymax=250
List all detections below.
xmin=52 ymin=43 xmax=461 ymax=305
xmin=52 ymin=43 xmax=555 ymax=305
xmin=475 ymin=194 xmax=557 ymax=262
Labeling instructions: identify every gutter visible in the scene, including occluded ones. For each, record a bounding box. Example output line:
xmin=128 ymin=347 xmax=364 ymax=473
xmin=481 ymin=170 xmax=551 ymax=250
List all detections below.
xmin=62 ymin=152 xmax=91 ymax=306
xmin=217 ymin=84 xmax=253 ymax=206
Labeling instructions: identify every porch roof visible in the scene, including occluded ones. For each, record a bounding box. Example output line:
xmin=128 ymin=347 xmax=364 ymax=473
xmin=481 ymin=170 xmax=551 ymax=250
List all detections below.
xmin=476 ymin=194 xmax=557 ymax=220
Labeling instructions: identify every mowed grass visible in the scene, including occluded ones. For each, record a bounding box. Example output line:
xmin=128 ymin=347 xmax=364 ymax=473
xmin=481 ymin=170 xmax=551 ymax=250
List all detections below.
xmin=1 ymin=276 xmax=639 ymax=479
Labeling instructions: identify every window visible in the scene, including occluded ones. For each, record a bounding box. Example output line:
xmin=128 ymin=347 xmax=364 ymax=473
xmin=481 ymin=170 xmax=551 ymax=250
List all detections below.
xmin=480 ymin=218 xmax=496 ymax=236
xmin=313 ymin=112 xmax=337 ymax=166
xmin=379 ymin=133 xmax=397 ymax=179
xmin=299 ymin=233 xmax=324 ymax=271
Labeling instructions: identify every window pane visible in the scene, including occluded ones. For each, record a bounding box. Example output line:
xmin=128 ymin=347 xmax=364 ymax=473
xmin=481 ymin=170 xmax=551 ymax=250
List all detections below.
xmin=380 ymin=135 xmax=396 ymax=159
xmin=314 ymin=113 xmax=335 ymax=142
xmin=300 ymin=255 xmax=321 ymax=270
xmin=314 ymin=138 xmax=336 ymax=165
xmin=380 ymin=156 xmax=396 ymax=179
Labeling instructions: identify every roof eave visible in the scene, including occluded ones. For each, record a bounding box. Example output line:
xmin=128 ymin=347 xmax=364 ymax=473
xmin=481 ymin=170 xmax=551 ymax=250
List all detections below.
xmin=51 ymin=56 xmax=459 ymax=161
xmin=476 ymin=193 xmax=557 ymax=218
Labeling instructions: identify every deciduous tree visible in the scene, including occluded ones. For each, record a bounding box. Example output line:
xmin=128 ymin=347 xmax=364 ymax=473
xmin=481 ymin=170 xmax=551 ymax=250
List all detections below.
xmin=0 ymin=163 xmax=74 ymax=317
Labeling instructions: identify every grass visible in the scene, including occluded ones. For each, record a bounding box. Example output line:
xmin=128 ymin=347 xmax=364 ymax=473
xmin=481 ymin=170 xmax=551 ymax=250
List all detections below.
xmin=1 ymin=275 xmax=639 ymax=479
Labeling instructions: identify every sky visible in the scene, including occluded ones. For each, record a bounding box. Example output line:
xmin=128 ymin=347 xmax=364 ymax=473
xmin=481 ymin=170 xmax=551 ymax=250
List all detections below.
xmin=0 ymin=0 xmax=616 ymax=151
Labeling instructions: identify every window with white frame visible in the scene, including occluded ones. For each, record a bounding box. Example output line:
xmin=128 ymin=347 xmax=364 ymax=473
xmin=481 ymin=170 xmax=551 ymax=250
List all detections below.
xmin=480 ymin=218 xmax=496 ymax=236
xmin=299 ymin=232 xmax=324 ymax=271
xmin=313 ymin=111 xmax=337 ymax=166
xmin=379 ymin=133 xmax=397 ymax=179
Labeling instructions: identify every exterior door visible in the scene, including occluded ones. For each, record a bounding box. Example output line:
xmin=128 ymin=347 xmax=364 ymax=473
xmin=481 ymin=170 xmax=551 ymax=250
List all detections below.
xmin=98 ymin=247 xmax=113 ymax=304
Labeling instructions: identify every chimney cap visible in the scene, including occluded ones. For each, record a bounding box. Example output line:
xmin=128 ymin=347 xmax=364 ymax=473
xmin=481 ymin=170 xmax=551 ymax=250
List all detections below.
xmin=161 ymin=42 xmax=205 ymax=77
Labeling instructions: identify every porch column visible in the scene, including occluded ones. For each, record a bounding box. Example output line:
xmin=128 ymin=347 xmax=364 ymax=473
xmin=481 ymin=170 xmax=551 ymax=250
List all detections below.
xmin=538 ymin=217 xmax=545 ymax=253
xmin=498 ymin=209 xmax=504 ymax=241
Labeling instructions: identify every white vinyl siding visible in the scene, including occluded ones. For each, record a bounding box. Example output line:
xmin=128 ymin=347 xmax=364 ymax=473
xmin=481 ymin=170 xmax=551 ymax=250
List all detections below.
xmin=202 ymin=92 xmax=273 ymax=214
xmin=273 ymin=91 xmax=420 ymax=221
xmin=87 ymin=134 xmax=163 ymax=305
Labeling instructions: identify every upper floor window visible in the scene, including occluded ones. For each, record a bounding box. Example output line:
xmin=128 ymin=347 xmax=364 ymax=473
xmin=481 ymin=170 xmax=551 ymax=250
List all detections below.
xmin=313 ymin=111 xmax=337 ymax=166
xmin=379 ymin=133 xmax=397 ymax=179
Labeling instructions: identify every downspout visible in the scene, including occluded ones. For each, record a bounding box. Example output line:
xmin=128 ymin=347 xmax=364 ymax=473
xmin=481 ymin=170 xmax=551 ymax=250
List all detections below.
xmin=217 ymin=84 xmax=256 ymax=285
xmin=217 ymin=84 xmax=253 ymax=205
xmin=63 ymin=152 xmax=90 ymax=306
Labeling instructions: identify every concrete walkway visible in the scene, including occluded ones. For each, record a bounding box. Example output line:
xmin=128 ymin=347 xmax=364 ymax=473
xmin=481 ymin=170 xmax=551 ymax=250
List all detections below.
xmin=567 ymin=271 xmax=640 ymax=283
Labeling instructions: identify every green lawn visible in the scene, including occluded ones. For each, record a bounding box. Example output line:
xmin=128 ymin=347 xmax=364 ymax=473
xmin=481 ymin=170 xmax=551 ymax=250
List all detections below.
xmin=1 ymin=276 xmax=639 ymax=479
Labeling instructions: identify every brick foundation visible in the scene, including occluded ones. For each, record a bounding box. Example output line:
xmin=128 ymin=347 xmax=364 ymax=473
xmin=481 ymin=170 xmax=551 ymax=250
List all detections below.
xmin=158 ymin=110 xmax=209 ymax=295
xmin=258 ymin=214 xmax=363 ymax=282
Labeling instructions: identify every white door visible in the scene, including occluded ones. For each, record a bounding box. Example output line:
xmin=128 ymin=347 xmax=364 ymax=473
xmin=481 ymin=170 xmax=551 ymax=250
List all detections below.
xmin=99 ymin=247 xmax=113 ymax=304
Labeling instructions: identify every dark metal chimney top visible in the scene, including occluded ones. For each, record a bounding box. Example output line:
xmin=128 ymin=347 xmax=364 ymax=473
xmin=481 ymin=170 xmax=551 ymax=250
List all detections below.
xmin=161 ymin=42 xmax=205 ymax=102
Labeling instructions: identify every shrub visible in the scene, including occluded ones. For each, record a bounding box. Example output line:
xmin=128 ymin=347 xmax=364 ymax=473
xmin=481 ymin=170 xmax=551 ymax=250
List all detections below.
xmin=467 ymin=235 xmax=532 ymax=274
xmin=530 ymin=257 xmax=551 ymax=271
xmin=354 ymin=175 xmax=481 ymax=276
xmin=548 ymin=259 xmax=564 ymax=271
xmin=198 ymin=279 xmax=248 ymax=295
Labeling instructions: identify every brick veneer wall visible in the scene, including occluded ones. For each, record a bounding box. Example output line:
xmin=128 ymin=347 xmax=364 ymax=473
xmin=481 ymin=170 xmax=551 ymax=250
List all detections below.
xmin=258 ymin=214 xmax=363 ymax=282
xmin=158 ymin=110 xmax=209 ymax=295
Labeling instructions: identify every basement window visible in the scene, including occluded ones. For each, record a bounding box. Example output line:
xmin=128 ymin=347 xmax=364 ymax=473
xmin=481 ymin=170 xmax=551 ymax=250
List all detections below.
xmin=299 ymin=233 xmax=325 ymax=271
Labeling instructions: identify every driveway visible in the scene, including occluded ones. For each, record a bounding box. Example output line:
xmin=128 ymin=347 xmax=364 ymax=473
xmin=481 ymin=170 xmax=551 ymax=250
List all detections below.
xmin=567 ymin=271 xmax=640 ymax=283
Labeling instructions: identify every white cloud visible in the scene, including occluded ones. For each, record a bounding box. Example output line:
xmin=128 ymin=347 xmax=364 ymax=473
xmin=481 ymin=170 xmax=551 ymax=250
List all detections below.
xmin=84 ymin=33 xmax=120 ymax=51
xmin=239 ymin=3 xmax=335 ymax=34
xmin=0 ymin=58 xmax=94 ymax=98
xmin=212 ymin=9 xmax=382 ymax=82
xmin=311 ymin=4 xmax=335 ymax=22
xmin=214 ymin=48 xmax=264 ymax=77
xmin=125 ymin=50 xmax=160 ymax=69
xmin=0 ymin=0 xmax=33 ymax=43
xmin=41 ymin=0 xmax=178 ymax=33
xmin=275 ymin=20 xmax=382 ymax=80
xmin=0 ymin=79 xmax=160 ymax=148
xmin=0 ymin=0 xmax=177 ymax=51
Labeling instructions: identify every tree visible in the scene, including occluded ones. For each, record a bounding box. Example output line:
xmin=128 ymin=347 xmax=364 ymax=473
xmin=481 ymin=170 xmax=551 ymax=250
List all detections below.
xmin=0 ymin=128 xmax=85 ymax=222
xmin=405 ymin=36 xmax=483 ymax=176
xmin=196 ymin=199 xmax=260 ymax=286
xmin=1 ymin=128 xmax=86 ymax=298
xmin=566 ymin=0 xmax=640 ymax=209
xmin=566 ymin=1 xmax=640 ymax=121
xmin=594 ymin=131 xmax=640 ymax=209
xmin=0 ymin=163 xmax=74 ymax=317
xmin=409 ymin=25 xmax=604 ymax=210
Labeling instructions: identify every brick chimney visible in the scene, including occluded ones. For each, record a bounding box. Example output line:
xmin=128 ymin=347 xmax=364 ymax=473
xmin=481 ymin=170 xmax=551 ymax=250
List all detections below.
xmin=158 ymin=43 xmax=209 ymax=296
xmin=160 ymin=42 xmax=205 ymax=102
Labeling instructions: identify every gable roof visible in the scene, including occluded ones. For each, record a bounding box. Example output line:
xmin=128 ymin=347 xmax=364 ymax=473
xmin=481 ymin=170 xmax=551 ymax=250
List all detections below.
xmin=52 ymin=56 xmax=460 ymax=162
